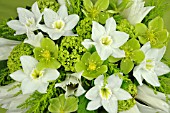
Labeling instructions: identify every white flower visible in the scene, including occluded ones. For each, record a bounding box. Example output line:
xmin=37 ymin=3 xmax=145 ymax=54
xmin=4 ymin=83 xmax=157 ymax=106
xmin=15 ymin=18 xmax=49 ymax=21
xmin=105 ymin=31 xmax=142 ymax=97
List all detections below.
xmin=133 ymin=42 xmax=170 ymax=86
xmin=55 ymin=71 xmax=85 ymax=97
xmin=0 ymin=38 xmax=21 ymax=60
xmin=7 ymin=2 xmax=42 ymax=35
xmin=38 ymin=5 xmax=79 ymax=40
xmin=82 ymin=17 xmax=129 ymax=60
xmin=119 ymin=105 xmax=140 ymax=113
xmin=24 ymin=32 xmax=44 ymax=47
xmin=0 ymin=82 xmax=30 ymax=113
xmin=9 ymin=56 xmax=60 ymax=94
xmin=135 ymin=85 xmax=170 ymax=113
xmin=85 ymin=74 xmax=132 ymax=113
xmin=120 ymin=0 xmax=155 ymax=25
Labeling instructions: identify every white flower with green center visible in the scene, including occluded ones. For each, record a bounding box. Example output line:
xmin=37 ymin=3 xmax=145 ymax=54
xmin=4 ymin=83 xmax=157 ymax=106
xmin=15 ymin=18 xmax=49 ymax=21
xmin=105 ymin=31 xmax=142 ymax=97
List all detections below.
xmin=85 ymin=74 xmax=132 ymax=113
xmin=38 ymin=5 xmax=79 ymax=40
xmin=133 ymin=42 xmax=170 ymax=86
xmin=0 ymin=38 xmax=21 ymax=60
xmin=7 ymin=2 xmax=42 ymax=35
xmin=55 ymin=71 xmax=85 ymax=97
xmin=82 ymin=17 xmax=129 ymax=60
xmin=9 ymin=56 xmax=60 ymax=94
xmin=120 ymin=0 xmax=155 ymax=25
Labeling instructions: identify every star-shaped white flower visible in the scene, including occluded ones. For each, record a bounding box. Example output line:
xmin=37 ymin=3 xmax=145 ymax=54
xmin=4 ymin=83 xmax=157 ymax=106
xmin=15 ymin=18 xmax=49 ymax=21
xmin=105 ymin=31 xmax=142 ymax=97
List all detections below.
xmin=55 ymin=71 xmax=85 ymax=97
xmin=0 ymin=38 xmax=21 ymax=60
xmin=38 ymin=5 xmax=79 ymax=40
xmin=9 ymin=56 xmax=60 ymax=94
xmin=120 ymin=0 xmax=155 ymax=25
xmin=133 ymin=42 xmax=170 ymax=86
xmin=85 ymin=74 xmax=132 ymax=113
xmin=82 ymin=17 xmax=129 ymax=60
xmin=7 ymin=2 xmax=42 ymax=35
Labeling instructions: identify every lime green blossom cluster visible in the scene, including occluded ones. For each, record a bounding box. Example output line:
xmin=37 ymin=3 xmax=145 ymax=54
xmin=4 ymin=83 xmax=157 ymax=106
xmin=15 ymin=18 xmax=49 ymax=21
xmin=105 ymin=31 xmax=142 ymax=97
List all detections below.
xmin=117 ymin=19 xmax=138 ymax=39
xmin=0 ymin=19 xmax=27 ymax=41
xmin=37 ymin=0 xmax=59 ymax=12
xmin=118 ymin=98 xmax=136 ymax=112
xmin=7 ymin=43 xmax=34 ymax=73
xmin=76 ymin=18 xmax=92 ymax=39
xmin=58 ymin=36 xmax=86 ymax=72
xmin=156 ymin=75 xmax=170 ymax=94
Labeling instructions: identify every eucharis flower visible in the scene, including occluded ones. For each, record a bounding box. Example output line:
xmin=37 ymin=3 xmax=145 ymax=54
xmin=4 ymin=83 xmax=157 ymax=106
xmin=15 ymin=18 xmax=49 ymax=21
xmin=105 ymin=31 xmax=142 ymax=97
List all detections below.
xmin=0 ymin=38 xmax=21 ymax=61
xmin=38 ymin=5 xmax=79 ymax=40
xmin=82 ymin=17 xmax=129 ymax=60
xmin=120 ymin=0 xmax=155 ymax=25
xmin=9 ymin=56 xmax=60 ymax=94
xmin=85 ymin=74 xmax=132 ymax=113
xmin=133 ymin=42 xmax=170 ymax=86
xmin=7 ymin=2 xmax=42 ymax=35
xmin=55 ymin=71 xmax=85 ymax=97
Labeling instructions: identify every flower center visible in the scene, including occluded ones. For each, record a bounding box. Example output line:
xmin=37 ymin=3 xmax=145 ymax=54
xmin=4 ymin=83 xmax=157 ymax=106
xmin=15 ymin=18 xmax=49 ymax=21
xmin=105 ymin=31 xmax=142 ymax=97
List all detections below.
xmin=88 ymin=62 xmax=96 ymax=71
xmin=25 ymin=17 xmax=35 ymax=27
xmin=100 ymin=87 xmax=112 ymax=100
xmin=146 ymin=59 xmax=155 ymax=70
xmin=41 ymin=50 xmax=51 ymax=60
xmin=52 ymin=20 xmax=65 ymax=30
xmin=101 ymin=36 xmax=113 ymax=46
xmin=31 ymin=69 xmax=43 ymax=79
xmin=146 ymin=30 xmax=157 ymax=45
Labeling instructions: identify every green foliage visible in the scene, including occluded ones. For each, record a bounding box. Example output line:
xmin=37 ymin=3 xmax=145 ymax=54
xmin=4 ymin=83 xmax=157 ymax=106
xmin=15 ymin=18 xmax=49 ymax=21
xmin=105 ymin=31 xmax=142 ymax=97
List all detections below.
xmin=37 ymin=0 xmax=59 ymax=12
xmin=0 ymin=67 xmax=14 ymax=86
xmin=7 ymin=43 xmax=34 ymax=73
xmin=58 ymin=36 xmax=86 ymax=72
xmin=76 ymin=17 xmax=92 ymax=39
xmin=0 ymin=19 xmax=27 ymax=41
xmin=75 ymin=52 xmax=107 ymax=80
xmin=49 ymin=94 xmax=79 ymax=113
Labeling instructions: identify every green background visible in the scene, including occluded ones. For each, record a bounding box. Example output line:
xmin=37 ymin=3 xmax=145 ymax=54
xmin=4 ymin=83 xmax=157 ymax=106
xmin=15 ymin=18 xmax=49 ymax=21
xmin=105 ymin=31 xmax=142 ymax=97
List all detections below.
xmin=0 ymin=0 xmax=170 ymax=112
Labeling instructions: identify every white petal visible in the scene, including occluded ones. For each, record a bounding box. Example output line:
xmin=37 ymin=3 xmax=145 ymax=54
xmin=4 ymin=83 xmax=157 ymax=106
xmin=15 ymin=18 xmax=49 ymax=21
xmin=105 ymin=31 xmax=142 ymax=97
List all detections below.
xmin=154 ymin=61 xmax=170 ymax=76
xmin=102 ymin=96 xmax=118 ymax=113
xmin=142 ymin=70 xmax=160 ymax=86
xmin=57 ymin=5 xmax=68 ymax=19
xmin=9 ymin=70 xmax=27 ymax=82
xmin=42 ymin=69 xmax=60 ymax=83
xmin=92 ymin=21 xmax=105 ymax=42
xmin=64 ymin=14 xmax=79 ymax=31
xmin=0 ymin=38 xmax=21 ymax=46
xmin=7 ymin=20 xmax=27 ymax=35
xmin=108 ymin=75 xmax=122 ymax=89
xmin=49 ymin=30 xmax=64 ymax=40
xmin=0 ymin=46 xmax=14 ymax=60
xmin=75 ymin=84 xmax=86 ymax=97
xmin=37 ymin=24 xmax=52 ymax=33
xmin=105 ymin=17 xmax=116 ymax=34
xmin=119 ymin=105 xmax=140 ymax=113
xmin=141 ymin=42 xmax=151 ymax=53
xmin=71 ymin=71 xmax=83 ymax=79
xmin=110 ymin=31 xmax=129 ymax=48
xmin=86 ymin=98 xmax=102 ymax=110
xmin=44 ymin=8 xmax=59 ymax=28
xmin=37 ymin=82 xmax=49 ymax=93
xmin=63 ymin=30 xmax=78 ymax=36
xmin=20 ymin=56 xmax=38 ymax=75
xmin=58 ymin=0 xmax=66 ymax=5
xmin=133 ymin=66 xmax=144 ymax=85
xmin=94 ymin=75 xmax=104 ymax=86
xmin=31 ymin=2 xmax=42 ymax=24
xmin=81 ymin=39 xmax=96 ymax=49
xmin=85 ymin=86 xmax=100 ymax=100
xmin=114 ymin=89 xmax=132 ymax=100
xmin=112 ymin=48 xmax=125 ymax=58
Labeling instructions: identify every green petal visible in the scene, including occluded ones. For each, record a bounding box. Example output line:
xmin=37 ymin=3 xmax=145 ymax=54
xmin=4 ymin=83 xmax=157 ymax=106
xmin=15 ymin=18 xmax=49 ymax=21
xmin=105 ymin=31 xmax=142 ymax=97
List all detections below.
xmin=94 ymin=0 xmax=109 ymax=11
xmin=75 ymin=61 xmax=86 ymax=72
xmin=148 ymin=16 xmax=164 ymax=32
xmin=138 ymin=36 xmax=148 ymax=44
xmin=135 ymin=23 xmax=147 ymax=35
xmin=34 ymin=47 xmax=43 ymax=60
xmin=89 ymin=52 xmax=103 ymax=65
xmin=53 ymin=45 xmax=59 ymax=59
xmin=99 ymin=12 xmax=110 ymax=24
xmin=126 ymin=39 xmax=141 ymax=50
xmin=83 ymin=0 xmax=94 ymax=12
xmin=81 ymin=52 xmax=91 ymax=64
xmin=120 ymin=59 xmax=134 ymax=74
xmin=48 ymin=98 xmax=61 ymax=112
xmin=156 ymin=29 xmax=168 ymax=43
xmin=96 ymin=65 xmax=108 ymax=75
xmin=131 ymin=50 xmax=145 ymax=63
xmin=41 ymin=38 xmax=55 ymax=52
xmin=108 ymin=56 xmax=121 ymax=63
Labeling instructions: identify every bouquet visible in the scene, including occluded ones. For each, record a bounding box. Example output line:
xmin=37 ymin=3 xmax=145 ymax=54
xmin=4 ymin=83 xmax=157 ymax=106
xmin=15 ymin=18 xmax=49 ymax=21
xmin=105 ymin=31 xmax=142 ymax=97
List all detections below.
xmin=0 ymin=0 xmax=170 ymax=113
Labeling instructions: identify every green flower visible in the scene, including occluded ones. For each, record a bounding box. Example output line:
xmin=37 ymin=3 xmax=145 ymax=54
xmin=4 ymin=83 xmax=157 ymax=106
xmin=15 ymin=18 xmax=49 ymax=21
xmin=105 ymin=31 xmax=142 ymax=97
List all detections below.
xmin=48 ymin=94 xmax=78 ymax=113
xmin=135 ymin=16 xmax=169 ymax=48
xmin=120 ymin=39 xmax=145 ymax=74
xmin=75 ymin=52 xmax=107 ymax=80
xmin=33 ymin=38 xmax=60 ymax=70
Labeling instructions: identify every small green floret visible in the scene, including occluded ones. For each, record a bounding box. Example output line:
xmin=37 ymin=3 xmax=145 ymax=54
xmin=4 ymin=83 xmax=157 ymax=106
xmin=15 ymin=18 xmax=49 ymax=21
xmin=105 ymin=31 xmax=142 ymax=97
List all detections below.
xmin=118 ymin=98 xmax=136 ymax=112
xmin=37 ymin=0 xmax=59 ymax=12
xmin=75 ymin=52 xmax=107 ymax=80
xmin=7 ymin=43 xmax=34 ymax=73
xmin=58 ymin=36 xmax=86 ymax=72
xmin=48 ymin=94 xmax=79 ymax=113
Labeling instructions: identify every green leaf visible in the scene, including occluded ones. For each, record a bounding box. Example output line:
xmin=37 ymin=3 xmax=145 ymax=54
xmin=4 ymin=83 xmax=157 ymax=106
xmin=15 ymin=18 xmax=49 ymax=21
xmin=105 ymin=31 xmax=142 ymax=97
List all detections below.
xmin=94 ymin=0 xmax=109 ymax=11
xmin=131 ymin=50 xmax=145 ymax=63
xmin=148 ymin=16 xmax=164 ymax=32
xmin=48 ymin=94 xmax=79 ymax=113
xmin=98 ymin=12 xmax=110 ymax=24
xmin=120 ymin=59 xmax=134 ymax=74
xmin=135 ymin=23 xmax=148 ymax=35
xmin=138 ymin=36 xmax=148 ymax=44
xmin=83 ymin=0 xmax=94 ymax=12
xmin=53 ymin=45 xmax=59 ymax=59
xmin=41 ymin=38 xmax=56 ymax=52
xmin=118 ymin=0 xmax=133 ymax=11
xmin=108 ymin=56 xmax=121 ymax=63
xmin=75 ymin=61 xmax=87 ymax=72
